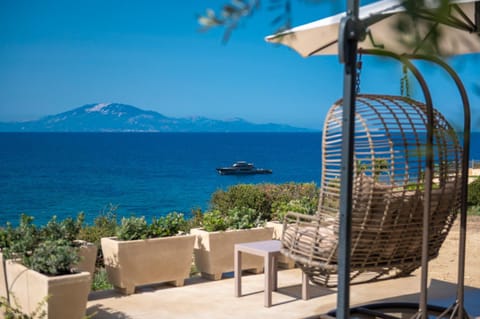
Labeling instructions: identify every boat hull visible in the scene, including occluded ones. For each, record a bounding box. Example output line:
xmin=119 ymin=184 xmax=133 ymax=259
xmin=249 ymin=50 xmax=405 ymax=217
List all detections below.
xmin=216 ymin=168 xmax=272 ymax=175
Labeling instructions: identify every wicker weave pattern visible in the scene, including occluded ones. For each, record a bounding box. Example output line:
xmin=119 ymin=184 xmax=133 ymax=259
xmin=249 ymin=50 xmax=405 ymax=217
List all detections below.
xmin=281 ymin=94 xmax=462 ymax=286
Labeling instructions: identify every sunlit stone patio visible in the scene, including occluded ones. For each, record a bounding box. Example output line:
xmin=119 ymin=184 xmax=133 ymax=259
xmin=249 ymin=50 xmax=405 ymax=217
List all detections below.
xmin=87 ymin=218 xmax=480 ymax=319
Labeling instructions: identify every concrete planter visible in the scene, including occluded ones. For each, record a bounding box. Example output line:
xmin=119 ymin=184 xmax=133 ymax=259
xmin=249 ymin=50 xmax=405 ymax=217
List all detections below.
xmin=191 ymin=227 xmax=274 ymax=280
xmin=265 ymin=221 xmax=296 ymax=269
xmin=0 ymin=254 xmax=90 ymax=319
xmin=101 ymin=235 xmax=195 ymax=295
xmin=75 ymin=241 xmax=97 ymax=277
xmin=1 ymin=252 xmax=7 ymax=301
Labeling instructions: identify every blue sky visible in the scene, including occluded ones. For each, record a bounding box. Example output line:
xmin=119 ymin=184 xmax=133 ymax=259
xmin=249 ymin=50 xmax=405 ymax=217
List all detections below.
xmin=0 ymin=0 xmax=479 ymax=130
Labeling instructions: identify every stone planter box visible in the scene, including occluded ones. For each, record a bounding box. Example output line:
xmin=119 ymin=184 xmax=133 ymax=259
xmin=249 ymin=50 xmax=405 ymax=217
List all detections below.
xmin=75 ymin=241 xmax=97 ymax=277
xmin=0 ymin=254 xmax=90 ymax=319
xmin=266 ymin=221 xmax=296 ymax=269
xmin=191 ymin=227 xmax=274 ymax=280
xmin=1 ymin=252 xmax=7 ymax=300
xmin=101 ymin=235 xmax=195 ymax=295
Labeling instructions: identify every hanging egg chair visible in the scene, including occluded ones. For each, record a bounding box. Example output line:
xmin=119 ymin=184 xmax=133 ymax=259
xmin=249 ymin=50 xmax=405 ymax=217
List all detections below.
xmin=281 ymin=94 xmax=462 ymax=286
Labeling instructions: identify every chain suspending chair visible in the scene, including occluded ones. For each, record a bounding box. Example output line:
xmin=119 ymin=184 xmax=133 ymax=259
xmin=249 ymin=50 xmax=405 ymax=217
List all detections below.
xmin=281 ymin=92 xmax=463 ymax=287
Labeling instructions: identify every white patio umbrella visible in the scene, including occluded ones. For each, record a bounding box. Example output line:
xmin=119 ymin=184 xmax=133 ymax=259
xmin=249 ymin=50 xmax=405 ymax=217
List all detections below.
xmin=266 ymin=0 xmax=480 ymax=56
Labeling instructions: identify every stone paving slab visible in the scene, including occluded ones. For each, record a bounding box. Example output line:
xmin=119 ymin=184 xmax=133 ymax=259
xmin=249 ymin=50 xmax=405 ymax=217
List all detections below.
xmin=86 ymin=268 xmax=480 ymax=319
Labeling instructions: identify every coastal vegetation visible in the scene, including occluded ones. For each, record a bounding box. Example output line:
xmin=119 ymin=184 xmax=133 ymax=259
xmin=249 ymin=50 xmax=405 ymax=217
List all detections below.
xmin=468 ymin=176 xmax=480 ymax=206
xmin=467 ymin=177 xmax=480 ymax=215
xmin=0 ymin=214 xmax=85 ymax=276
xmin=2 ymin=177 xmax=478 ymax=304
xmin=209 ymin=182 xmax=318 ymax=221
xmin=194 ymin=182 xmax=318 ymax=232
xmin=0 ymin=182 xmax=317 ymax=289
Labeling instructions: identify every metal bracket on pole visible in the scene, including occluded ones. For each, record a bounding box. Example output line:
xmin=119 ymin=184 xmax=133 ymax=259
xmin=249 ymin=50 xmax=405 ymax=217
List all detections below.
xmin=338 ymin=15 xmax=366 ymax=64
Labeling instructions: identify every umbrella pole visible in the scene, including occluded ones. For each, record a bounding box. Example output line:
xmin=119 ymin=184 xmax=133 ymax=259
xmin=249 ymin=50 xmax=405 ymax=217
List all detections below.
xmin=337 ymin=1 xmax=363 ymax=318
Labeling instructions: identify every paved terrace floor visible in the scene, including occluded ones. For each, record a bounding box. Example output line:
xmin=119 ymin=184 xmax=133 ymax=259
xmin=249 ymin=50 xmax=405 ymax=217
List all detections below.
xmin=87 ymin=218 xmax=480 ymax=319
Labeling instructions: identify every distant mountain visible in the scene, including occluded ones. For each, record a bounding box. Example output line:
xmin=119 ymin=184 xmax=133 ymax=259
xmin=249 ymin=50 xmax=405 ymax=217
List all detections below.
xmin=0 ymin=103 xmax=313 ymax=132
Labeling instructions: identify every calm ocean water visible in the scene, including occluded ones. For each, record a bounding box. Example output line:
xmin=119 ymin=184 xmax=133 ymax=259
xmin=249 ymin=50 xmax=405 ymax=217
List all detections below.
xmin=0 ymin=133 xmax=322 ymax=225
xmin=2 ymin=132 xmax=479 ymax=226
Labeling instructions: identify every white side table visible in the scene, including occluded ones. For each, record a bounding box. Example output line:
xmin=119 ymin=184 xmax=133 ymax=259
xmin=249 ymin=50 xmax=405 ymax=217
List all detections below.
xmin=234 ymin=240 xmax=309 ymax=307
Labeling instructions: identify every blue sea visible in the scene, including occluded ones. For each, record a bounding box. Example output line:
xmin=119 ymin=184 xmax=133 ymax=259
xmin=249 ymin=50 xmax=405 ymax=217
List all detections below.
xmin=0 ymin=133 xmax=323 ymax=225
xmin=2 ymin=132 xmax=479 ymax=226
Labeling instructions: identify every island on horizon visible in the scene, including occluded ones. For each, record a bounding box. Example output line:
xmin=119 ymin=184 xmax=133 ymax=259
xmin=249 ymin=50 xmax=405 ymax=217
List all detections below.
xmin=0 ymin=103 xmax=318 ymax=133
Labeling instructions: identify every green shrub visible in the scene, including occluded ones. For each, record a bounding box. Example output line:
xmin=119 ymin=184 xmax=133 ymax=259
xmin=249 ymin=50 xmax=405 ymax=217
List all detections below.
xmin=78 ymin=210 xmax=117 ymax=247
xmin=200 ymin=207 xmax=265 ymax=232
xmin=201 ymin=210 xmax=229 ymax=232
xmin=186 ymin=208 xmax=204 ymax=230
xmin=261 ymin=182 xmax=318 ymax=204
xmin=116 ymin=216 xmax=149 ymax=241
xmin=1 ymin=215 xmax=88 ymax=277
xmin=91 ymin=268 xmax=113 ymax=291
xmin=468 ymin=177 xmax=480 ymax=206
xmin=149 ymin=212 xmax=188 ymax=237
xmin=467 ymin=205 xmax=480 ymax=216
xmin=209 ymin=182 xmax=319 ymax=221
xmin=116 ymin=213 xmax=190 ymax=240
xmin=227 ymin=207 xmax=264 ymax=230
xmin=210 ymin=184 xmax=271 ymax=220
xmin=3 ymin=214 xmax=86 ymax=262
xmin=25 ymin=239 xmax=80 ymax=276
xmin=261 ymin=183 xmax=318 ymax=220
xmin=40 ymin=213 xmax=84 ymax=243
xmin=0 ymin=223 xmax=15 ymax=251
xmin=2 ymin=215 xmax=40 ymax=261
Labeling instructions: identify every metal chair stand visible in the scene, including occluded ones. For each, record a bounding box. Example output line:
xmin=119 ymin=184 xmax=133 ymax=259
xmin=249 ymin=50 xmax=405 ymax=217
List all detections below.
xmin=342 ymin=50 xmax=472 ymax=319
xmin=284 ymin=49 xmax=471 ymax=319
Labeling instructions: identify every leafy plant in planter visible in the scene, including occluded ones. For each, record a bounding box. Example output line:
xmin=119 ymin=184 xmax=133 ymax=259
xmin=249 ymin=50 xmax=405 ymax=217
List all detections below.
xmin=26 ymin=240 xmax=80 ymax=276
xmin=191 ymin=207 xmax=273 ymax=280
xmin=114 ymin=213 xmax=189 ymax=240
xmin=201 ymin=207 xmax=265 ymax=232
xmin=201 ymin=210 xmax=229 ymax=232
xmin=101 ymin=212 xmax=196 ymax=295
xmin=0 ymin=214 xmax=92 ymax=319
xmin=225 ymin=207 xmax=265 ymax=230
xmin=1 ymin=214 xmax=94 ymax=276
xmin=149 ymin=212 xmax=188 ymax=237
xmin=116 ymin=216 xmax=149 ymax=241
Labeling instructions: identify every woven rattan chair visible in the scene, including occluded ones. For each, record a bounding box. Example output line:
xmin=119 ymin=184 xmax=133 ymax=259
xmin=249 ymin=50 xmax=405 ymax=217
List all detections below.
xmin=281 ymin=94 xmax=462 ymax=287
